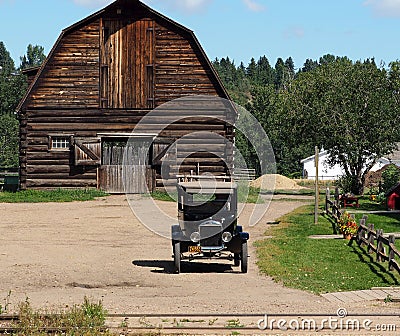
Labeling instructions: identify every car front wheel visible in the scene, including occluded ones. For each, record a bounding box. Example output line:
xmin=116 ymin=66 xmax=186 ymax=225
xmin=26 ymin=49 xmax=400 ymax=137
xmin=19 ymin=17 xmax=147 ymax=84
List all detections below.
xmin=173 ymin=241 xmax=181 ymax=274
xmin=240 ymin=241 xmax=248 ymax=273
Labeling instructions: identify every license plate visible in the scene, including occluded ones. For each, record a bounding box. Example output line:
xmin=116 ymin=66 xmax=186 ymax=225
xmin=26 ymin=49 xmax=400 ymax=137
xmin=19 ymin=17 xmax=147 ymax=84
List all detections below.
xmin=189 ymin=245 xmax=201 ymax=253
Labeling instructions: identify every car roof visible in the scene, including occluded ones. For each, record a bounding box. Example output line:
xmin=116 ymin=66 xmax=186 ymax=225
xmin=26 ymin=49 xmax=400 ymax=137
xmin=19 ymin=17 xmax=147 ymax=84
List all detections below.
xmin=178 ymin=181 xmax=237 ymax=194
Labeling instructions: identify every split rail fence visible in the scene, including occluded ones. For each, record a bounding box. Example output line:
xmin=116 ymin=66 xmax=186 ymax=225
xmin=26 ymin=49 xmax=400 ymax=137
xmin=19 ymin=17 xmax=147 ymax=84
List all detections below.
xmin=325 ymin=192 xmax=400 ymax=276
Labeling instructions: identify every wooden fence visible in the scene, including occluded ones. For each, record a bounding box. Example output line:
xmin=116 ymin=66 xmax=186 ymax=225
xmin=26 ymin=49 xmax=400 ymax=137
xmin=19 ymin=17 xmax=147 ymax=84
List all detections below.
xmin=325 ymin=192 xmax=342 ymax=222
xmin=354 ymin=221 xmax=400 ymax=274
xmin=325 ymin=192 xmax=400 ymax=275
xmin=233 ymin=168 xmax=256 ymax=182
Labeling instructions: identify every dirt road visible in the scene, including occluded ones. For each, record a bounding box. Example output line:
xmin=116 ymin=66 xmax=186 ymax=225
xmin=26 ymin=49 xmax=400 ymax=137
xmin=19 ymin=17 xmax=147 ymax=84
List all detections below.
xmin=0 ymin=195 xmax=395 ymax=317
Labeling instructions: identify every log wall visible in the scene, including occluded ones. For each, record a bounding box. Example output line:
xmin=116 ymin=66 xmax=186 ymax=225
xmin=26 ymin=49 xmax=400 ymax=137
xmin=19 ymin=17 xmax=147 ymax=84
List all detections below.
xmin=19 ymin=0 xmax=233 ymax=191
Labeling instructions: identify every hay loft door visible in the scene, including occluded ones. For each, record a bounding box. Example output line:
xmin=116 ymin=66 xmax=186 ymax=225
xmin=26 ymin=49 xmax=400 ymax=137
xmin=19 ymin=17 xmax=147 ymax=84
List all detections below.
xmin=100 ymin=18 xmax=155 ymax=109
xmin=99 ymin=138 xmax=154 ymax=194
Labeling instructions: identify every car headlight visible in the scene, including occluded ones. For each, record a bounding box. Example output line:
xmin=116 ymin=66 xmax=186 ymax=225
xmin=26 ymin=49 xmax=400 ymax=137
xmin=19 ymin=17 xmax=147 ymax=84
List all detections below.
xmin=222 ymin=231 xmax=232 ymax=243
xmin=190 ymin=232 xmax=201 ymax=243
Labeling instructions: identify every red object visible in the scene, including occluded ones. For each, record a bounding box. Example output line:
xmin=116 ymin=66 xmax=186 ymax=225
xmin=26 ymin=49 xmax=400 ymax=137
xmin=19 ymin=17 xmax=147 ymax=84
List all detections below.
xmin=342 ymin=196 xmax=359 ymax=208
xmin=387 ymin=190 xmax=400 ymax=210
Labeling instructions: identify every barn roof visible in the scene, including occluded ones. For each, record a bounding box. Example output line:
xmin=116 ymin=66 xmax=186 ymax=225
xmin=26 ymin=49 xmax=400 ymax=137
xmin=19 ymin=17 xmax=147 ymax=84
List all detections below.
xmin=385 ymin=182 xmax=400 ymax=197
xmin=17 ymin=0 xmax=229 ymax=112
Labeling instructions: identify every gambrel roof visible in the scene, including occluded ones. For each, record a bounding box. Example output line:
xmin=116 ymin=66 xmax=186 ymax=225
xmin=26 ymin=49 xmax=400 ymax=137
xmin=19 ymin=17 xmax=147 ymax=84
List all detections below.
xmin=17 ymin=0 xmax=229 ymax=112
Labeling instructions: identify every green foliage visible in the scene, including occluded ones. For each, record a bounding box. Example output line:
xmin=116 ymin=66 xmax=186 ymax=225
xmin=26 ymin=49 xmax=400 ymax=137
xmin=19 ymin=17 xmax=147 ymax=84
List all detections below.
xmin=0 ymin=41 xmax=29 ymax=168
xmin=0 ymin=42 xmax=15 ymax=72
xmin=286 ymin=58 xmax=400 ymax=194
xmin=335 ymin=175 xmax=356 ymax=194
xmin=0 ymin=114 xmax=19 ymax=167
xmin=19 ymin=44 xmax=46 ymax=70
xmin=0 ymin=68 xmax=27 ymax=116
xmin=0 ymin=188 xmax=108 ymax=203
xmin=215 ymin=54 xmax=400 ymax=185
xmin=256 ymin=205 xmax=400 ymax=294
xmin=381 ymin=164 xmax=400 ymax=193
xmin=15 ymin=297 xmax=110 ymax=335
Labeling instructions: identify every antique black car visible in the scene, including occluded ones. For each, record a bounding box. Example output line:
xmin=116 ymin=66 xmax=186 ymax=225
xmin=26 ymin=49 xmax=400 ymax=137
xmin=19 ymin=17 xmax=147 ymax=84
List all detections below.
xmin=171 ymin=176 xmax=249 ymax=273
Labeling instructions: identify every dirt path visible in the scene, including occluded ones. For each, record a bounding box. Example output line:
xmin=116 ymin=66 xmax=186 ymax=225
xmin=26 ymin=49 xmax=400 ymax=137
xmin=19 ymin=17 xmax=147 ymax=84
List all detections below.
xmin=0 ymin=195 xmax=395 ymax=317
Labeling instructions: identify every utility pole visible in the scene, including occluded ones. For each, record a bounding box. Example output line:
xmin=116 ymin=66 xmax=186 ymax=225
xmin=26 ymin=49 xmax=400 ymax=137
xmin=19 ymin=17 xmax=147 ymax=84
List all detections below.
xmin=314 ymin=146 xmax=319 ymax=224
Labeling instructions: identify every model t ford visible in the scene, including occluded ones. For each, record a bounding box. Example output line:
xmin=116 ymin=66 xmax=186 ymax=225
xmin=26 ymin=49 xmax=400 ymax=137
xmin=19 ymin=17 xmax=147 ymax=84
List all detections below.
xmin=171 ymin=176 xmax=249 ymax=273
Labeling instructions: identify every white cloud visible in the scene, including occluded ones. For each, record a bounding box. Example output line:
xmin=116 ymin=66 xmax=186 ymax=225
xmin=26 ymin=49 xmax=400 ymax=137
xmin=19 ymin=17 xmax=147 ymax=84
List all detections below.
xmin=364 ymin=0 xmax=400 ymax=17
xmin=242 ymin=0 xmax=265 ymax=12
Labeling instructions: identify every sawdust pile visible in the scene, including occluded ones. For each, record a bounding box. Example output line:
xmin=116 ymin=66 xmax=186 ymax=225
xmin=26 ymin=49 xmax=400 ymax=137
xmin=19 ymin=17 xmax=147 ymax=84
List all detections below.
xmin=250 ymin=174 xmax=306 ymax=190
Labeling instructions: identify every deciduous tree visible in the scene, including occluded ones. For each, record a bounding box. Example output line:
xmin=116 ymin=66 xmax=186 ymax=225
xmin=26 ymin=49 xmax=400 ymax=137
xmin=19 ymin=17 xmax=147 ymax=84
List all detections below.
xmin=286 ymin=58 xmax=400 ymax=194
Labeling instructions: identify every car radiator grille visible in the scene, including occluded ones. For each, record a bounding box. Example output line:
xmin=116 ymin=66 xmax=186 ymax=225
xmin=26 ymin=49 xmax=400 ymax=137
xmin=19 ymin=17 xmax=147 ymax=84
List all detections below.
xmin=200 ymin=222 xmax=222 ymax=247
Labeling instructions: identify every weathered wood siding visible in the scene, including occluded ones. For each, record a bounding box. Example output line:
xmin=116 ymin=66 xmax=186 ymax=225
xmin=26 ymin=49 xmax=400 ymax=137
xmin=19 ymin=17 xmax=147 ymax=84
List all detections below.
xmin=100 ymin=18 xmax=155 ymax=109
xmin=19 ymin=0 xmax=233 ymax=191
xmin=27 ymin=21 xmax=100 ymax=109
xmin=154 ymin=23 xmax=223 ymax=106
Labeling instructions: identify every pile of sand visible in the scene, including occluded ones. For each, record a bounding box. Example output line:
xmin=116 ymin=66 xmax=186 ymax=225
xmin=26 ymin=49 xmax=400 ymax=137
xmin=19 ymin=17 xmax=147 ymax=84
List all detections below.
xmin=250 ymin=174 xmax=306 ymax=190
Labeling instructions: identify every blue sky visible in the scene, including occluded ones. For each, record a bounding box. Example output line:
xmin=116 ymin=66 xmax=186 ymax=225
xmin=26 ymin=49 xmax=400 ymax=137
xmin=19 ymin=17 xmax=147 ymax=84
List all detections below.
xmin=0 ymin=0 xmax=399 ymax=70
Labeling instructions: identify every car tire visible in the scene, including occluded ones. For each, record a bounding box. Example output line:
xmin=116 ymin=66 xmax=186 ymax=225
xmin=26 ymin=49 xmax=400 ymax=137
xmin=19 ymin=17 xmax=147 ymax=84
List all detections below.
xmin=240 ymin=241 xmax=248 ymax=273
xmin=173 ymin=241 xmax=181 ymax=274
xmin=234 ymin=253 xmax=240 ymax=266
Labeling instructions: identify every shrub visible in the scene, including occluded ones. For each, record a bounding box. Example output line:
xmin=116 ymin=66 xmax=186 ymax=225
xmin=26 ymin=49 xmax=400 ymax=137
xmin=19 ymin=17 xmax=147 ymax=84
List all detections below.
xmin=381 ymin=164 xmax=400 ymax=193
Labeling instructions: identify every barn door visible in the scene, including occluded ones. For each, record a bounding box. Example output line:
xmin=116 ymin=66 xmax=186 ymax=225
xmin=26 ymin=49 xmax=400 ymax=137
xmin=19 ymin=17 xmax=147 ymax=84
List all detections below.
xmin=99 ymin=139 xmax=154 ymax=193
xmin=74 ymin=138 xmax=101 ymax=166
xmin=100 ymin=18 xmax=155 ymax=109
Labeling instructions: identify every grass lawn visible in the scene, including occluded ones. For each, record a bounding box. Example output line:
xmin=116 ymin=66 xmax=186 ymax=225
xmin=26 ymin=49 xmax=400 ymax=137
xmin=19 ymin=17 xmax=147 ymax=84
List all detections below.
xmin=352 ymin=212 xmax=400 ymax=233
xmin=255 ymin=205 xmax=400 ymax=294
xmin=0 ymin=189 xmax=108 ymax=203
xmin=356 ymin=196 xmax=387 ymax=212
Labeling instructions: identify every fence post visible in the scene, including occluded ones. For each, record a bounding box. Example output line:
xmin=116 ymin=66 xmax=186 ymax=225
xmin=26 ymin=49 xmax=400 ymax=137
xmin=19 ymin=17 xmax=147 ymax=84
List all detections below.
xmin=389 ymin=235 xmax=395 ymax=271
xmin=356 ymin=218 xmax=365 ymax=245
xmin=376 ymin=229 xmax=383 ymax=262
xmin=367 ymin=224 xmax=374 ymax=253
xmin=325 ymin=188 xmax=330 ymax=213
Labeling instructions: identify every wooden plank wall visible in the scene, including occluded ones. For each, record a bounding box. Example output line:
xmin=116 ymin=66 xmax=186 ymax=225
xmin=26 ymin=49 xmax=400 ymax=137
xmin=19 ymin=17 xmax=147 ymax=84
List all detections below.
xmin=99 ymin=165 xmax=153 ymax=193
xmin=100 ymin=18 xmax=155 ymax=109
xmin=154 ymin=24 xmax=222 ymax=106
xmin=27 ymin=21 xmax=100 ymax=109
xmin=19 ymin=2 xmax=234 ymax=191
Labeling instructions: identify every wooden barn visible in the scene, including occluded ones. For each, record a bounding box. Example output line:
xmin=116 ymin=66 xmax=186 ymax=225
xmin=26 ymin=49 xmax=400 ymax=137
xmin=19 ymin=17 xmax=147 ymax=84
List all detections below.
xmin=17 ymin=0 xmax=234 ymax=193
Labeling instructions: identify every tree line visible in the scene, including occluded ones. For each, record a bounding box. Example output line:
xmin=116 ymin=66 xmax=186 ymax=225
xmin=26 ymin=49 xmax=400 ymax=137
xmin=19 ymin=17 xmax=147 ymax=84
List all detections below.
xmin=213 ymin=55 xmax=400 ymax=194
xmin=1 ymin=38 xmax=399 ymax=195
xmin=0 ymin=42 xmax=46 ymax=167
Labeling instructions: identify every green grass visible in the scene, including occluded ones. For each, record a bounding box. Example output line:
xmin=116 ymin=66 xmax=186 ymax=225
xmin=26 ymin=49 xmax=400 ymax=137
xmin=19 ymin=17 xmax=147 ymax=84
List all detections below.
xmin=256 ymin=205 xmax=400 ymax=294
xmin=261 ymin=188 xmax=314 ymax=196
xmin=10 ymin=297 xmax=111 ymax=335
xmin=238 ymin=185 xmax=264 ymax=204
xmin=352 ymin=212 xmax=400 ymax=233
xmin=0 ymin=189 xmax=108 ymax=203
xmin=356 ymin=196 xmax=387 ymax=211
xmin=150 ymin=190 xmax=176 ymax=202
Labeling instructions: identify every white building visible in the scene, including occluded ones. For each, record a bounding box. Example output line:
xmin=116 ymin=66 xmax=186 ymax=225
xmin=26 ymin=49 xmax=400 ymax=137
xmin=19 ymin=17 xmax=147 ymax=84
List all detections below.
xmin=300 ymin=149 xmax=392 ymax=180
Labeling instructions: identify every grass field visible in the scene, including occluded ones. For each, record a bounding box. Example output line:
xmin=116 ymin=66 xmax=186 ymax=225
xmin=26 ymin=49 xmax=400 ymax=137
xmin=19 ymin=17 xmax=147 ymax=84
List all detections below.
xmin=0 ymin=189 xmax=108 ymax=203
xmin=255 ymin=205 xmax=400 ymax=294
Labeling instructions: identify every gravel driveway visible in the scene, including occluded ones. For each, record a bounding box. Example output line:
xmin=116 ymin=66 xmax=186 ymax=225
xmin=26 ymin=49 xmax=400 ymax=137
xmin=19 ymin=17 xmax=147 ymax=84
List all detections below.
xmin=0 ymin=195 xmax=396 ymax=318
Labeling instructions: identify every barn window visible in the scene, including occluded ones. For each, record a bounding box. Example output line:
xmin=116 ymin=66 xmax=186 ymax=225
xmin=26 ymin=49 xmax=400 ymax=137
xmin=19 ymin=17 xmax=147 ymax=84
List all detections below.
xmin=49 ymin=136 xmax=71 ymax=150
